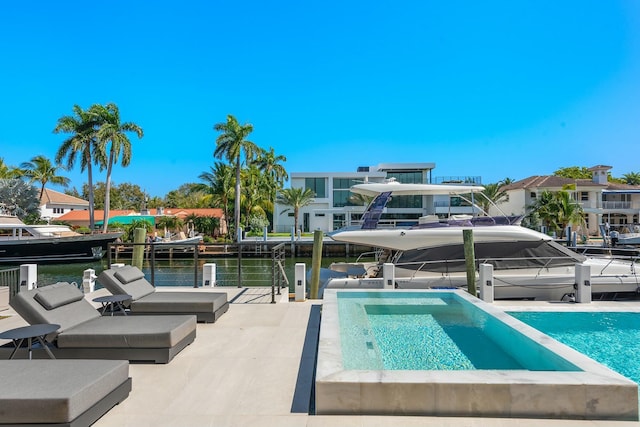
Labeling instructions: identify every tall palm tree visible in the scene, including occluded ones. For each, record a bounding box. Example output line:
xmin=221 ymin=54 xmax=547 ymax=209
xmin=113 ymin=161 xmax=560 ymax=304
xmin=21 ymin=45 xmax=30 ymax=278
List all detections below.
xmin=20 ymin=155 xmax=70 ymax=200
xmin=94 ymin=103 xmax=144 ymax=232
xmin=199 ymin=162 xmax=235 ymax=238
xmin=276 ymin=187 xmax=315 ymax=234
xmin=213 ymin=115 xmax=258 ymax=241
xmin=255 ymin=147 xmax=288 ymax=230
xmin=54 ymin=105 xmax=103 ymax=230
xmin=240 ymin=165 xmax=272 ymax=229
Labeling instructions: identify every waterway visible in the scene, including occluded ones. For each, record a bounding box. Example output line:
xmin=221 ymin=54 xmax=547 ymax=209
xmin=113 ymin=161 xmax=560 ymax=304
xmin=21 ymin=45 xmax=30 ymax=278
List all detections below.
xmin=33 ymin=255 xmax=367 ymax=292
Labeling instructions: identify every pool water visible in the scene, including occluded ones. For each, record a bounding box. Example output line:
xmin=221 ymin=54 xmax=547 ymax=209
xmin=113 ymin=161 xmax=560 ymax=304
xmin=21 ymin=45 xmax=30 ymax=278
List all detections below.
xmin=510 ymin=311 xmax=640 ymax=385
xmin=337 ymin=291 xmax=579 ymax=371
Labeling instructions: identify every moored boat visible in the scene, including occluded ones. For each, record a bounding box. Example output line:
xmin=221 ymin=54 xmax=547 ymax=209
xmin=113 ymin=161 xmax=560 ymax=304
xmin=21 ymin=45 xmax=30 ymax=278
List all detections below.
xmin=0 ymin=214 xmax=123 ymax=264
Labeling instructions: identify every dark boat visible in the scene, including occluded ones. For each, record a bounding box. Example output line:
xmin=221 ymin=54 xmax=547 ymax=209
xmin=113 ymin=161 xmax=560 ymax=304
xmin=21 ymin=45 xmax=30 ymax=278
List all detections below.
xmin=0 ymin=214 xmax=123 ymax=264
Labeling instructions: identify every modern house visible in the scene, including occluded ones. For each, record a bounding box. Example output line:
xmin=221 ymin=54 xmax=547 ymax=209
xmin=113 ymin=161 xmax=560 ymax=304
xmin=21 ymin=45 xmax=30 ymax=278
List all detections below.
xmin=495 ymin=165 xmax=640 ymax=236
xmin=273 ymin=163 xmax=482 ymax=233
xmin=38 ymin=188 xmax=88 ymax=222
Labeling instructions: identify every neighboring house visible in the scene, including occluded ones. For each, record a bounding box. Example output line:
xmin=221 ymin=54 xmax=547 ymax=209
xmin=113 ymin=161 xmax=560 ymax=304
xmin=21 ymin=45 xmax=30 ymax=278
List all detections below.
xmin=495 ymin=165 xmax=640 ymax=236
xmin=57 ymin=207 xmax=226 ymax=235
xmin=273 ymin=162 xmax=483 ymax=233
xmin=39 ymin=188 xmax=88 ymax=222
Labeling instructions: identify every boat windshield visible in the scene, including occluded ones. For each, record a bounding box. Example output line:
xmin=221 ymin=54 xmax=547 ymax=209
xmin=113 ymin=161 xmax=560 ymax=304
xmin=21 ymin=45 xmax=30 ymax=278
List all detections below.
xmin=395 ymin=240 xmax=586 ymax=273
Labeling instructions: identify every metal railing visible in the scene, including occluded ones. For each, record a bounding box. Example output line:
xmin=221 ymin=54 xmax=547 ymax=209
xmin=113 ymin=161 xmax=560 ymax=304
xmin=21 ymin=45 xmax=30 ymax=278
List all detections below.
xmin=0 ymin=267 xmax=20 ymax=302
xmin=105 ymin=241 xmax=289 ymax=291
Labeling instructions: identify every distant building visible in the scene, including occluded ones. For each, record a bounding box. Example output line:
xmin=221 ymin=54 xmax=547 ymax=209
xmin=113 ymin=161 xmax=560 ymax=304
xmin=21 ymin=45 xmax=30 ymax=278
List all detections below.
xmin=273 ymin=162 xmax=482 ymax=233
xmin=57 ymin=207 xmax=226 ymax=235
xmin=496 ymin=165 xmax=640 ymax=236
xmin=39 ymin=188 xmax=88 ymax=222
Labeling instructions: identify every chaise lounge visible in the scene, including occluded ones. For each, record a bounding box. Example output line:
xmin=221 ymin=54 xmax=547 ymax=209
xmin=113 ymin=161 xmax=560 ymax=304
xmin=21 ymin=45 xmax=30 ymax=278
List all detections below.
xmin=98 ymin=265 xmax=229 ymax=323
xmin=0 ymin=359 xmax=131 ymax=426
xmin=9 ymin=282 xmax=196 ymax=363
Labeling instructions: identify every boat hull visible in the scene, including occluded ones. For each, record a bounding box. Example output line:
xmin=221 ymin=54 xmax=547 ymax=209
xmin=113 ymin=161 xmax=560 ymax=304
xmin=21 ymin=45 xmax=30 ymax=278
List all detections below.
xmin=0 ymin=233 xmax=123 ymax=264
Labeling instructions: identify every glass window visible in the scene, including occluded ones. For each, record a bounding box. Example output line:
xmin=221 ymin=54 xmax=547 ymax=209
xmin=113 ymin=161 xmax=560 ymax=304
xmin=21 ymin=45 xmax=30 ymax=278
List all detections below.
xmin=305 ymin=178 xmax=326 ymax=198
xmin=387 ymin=171 xmax=424 ymax=184
xmin=580 ymin=192 xmax=589 ymax=201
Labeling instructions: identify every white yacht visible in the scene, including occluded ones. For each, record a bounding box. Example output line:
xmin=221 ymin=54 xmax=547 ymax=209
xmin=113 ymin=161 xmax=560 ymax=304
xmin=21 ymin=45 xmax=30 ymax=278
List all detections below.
xmin=326 ymin=181 xmax=640 ymax=300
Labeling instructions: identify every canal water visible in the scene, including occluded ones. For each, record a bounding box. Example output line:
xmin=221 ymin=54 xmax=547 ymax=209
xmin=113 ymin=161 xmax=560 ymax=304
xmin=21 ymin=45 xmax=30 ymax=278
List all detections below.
xmin=34 ymin=255 xmax=366 ymax=292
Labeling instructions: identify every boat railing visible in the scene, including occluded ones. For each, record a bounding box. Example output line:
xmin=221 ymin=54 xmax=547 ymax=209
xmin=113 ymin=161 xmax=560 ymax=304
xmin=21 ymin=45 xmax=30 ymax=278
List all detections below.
xmin=395 ymin=256 xmax=582 ymax=280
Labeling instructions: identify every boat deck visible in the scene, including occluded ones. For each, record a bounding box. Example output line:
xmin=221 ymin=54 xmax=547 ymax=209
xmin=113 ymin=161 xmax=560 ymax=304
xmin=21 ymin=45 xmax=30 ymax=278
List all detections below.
xmin=1 ymin=287 xmax=639 ymax=426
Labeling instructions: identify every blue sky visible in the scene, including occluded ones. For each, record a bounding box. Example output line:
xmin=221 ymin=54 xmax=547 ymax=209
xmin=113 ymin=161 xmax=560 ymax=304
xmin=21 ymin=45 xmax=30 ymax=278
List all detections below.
xmin=1 ymin=1 xmax=639 ymax=197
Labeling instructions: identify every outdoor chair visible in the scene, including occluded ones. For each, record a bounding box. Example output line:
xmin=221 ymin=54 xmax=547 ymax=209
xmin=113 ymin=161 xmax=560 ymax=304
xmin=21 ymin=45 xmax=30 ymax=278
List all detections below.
xmin=8 ymin=282 xmax=196 ymax=363
xmin=98 ymin=265 xmax=229 ymax=323
xmin=0 ymin=359 xmax=131 ymax=426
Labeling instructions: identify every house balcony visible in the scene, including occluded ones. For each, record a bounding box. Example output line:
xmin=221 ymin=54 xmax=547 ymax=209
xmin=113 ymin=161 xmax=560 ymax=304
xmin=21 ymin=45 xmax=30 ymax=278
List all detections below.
xmin=579 ymin=201 xmax=640 ymax=214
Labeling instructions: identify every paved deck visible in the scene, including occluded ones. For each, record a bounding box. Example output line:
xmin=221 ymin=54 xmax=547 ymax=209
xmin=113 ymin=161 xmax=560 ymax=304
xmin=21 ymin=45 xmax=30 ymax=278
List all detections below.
xmin=1 ymin=287 xmax=639 ymax=426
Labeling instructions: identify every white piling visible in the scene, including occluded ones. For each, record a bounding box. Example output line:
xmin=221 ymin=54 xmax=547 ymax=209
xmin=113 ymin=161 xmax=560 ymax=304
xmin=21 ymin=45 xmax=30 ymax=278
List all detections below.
xmin=295 ymin=263 xmax=306 ymax=302
xmin=82 ymin=268 xmax=97 ymax=293
xmin=383 ymin=263 xmax=395 ymax=289
xmin=479 ymin=263 xmax=494 ymax=302
xmin=203 ymin=263 xmax=216 ymax=286
xmin=19 ymin=264 xmax=37 ymax=290
xmin=574 ymin=263 xmax=592 ymax=303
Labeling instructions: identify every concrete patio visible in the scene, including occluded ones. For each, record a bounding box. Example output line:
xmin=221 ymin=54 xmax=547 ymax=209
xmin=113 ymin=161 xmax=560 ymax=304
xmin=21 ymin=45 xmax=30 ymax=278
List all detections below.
xmin=1 ymin=286 xmax=639 ymax=426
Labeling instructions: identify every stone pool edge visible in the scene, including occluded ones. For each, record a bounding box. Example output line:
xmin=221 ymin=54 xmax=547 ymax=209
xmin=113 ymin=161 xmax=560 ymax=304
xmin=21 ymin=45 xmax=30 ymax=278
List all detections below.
xmin=315 ymin=289 xmax=638 ymax=421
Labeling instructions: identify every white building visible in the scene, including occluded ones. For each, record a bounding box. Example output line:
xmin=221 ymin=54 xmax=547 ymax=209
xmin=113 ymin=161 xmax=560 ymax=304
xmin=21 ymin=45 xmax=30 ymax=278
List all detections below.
xmin=39 ymin=188 xmax=88 ymax=222
xmin=495 ymin=165 xmax=640 ymax=236
xmin=274 ymin=163 xmax=482 ymax=233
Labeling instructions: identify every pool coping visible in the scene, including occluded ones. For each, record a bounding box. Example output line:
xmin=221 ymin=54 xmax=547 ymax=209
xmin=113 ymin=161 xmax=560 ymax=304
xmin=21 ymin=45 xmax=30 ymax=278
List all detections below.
xmin=316 ymin=288 xmax=639 ymax=420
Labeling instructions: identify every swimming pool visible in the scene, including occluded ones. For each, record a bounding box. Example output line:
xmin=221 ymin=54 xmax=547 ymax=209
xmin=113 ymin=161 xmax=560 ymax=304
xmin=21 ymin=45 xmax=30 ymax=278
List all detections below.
xmin=509 ymin=311 xmax=640 ymax=386
xmin=337 ymin=291 xmax=578 ymax=371
xmin=316 ymin=289 xmax=638 ymax=420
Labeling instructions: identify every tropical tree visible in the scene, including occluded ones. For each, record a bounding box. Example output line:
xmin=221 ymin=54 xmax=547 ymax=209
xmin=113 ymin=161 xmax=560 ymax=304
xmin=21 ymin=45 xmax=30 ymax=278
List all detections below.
xmin=476 ymin=180 xmax=509 ymax=214
xmin=239 ymin=165 xmax=272 ymax=229
xmin=20 ymin=155 xmax=70 ymax=199
xmin=527 ymin=190 xmax=585 ymax=238
xmin=0 ymin=158 xmax=22 ymax=179
xmin=156 ymin=216 xmax=184 ymax=238
xmin=622 ymin=172 xmax=640 ymax=186
xmin=94 ymin=103 xmax=144 ymax=232
xmin=213 ymin=115 xmax=258 ymax=241
xmin=54 ymin=105 xmax=103 ymax=229
xmin=0 ymin=179 xmax=40 ymax=220
xmin=276 ymin=187 xmax=315 ymax=234
xmin=198 ymin=162 xmax=235 ymax=238
xmin=554 ymin=166 xmax=591 ymax=179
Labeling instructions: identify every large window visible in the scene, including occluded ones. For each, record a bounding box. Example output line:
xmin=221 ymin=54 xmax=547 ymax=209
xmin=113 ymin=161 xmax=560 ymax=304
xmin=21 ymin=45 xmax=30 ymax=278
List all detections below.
xmin=305 ymin=178 xmax=326 ymax=198
xmin=386 ymin=171 xmax=423 ymax=208
xmin=333 ymin=178 xmax=361 ymax=207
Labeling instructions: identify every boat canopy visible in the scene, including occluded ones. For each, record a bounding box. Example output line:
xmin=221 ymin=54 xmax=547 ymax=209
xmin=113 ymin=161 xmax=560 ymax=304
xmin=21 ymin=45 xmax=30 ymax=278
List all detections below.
xmin=95 ymin=215 xmax=156 ymax=226
xmin=350 ymin=182 xmax=485 ymax=197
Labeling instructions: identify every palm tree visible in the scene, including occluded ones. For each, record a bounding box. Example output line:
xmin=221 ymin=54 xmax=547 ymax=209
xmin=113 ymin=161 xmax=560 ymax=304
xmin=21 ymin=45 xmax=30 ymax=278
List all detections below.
xmin=54 ymin=105 xmax=103 ymax=230
xmin=0 ymin=158 xmax=22 ymax=179
xmin=240 ymin=165 xmax=272 ymax=229
xmin=20 ymin=155 xmax=70 ymax=200
xmin=477 ymin=180 xmax=509 ymax=215
xmin=198 ymin=162 xmax=235 ymax=238
xmin=527 ymin=190 xmax=585 ymax=238
xmin=213 ymin=115 xmax=258 ymax=241
xmin=622 ymin=172 xmax=640 ymax=186
xmin=156 ymin=216 xmax=184 ymax=238
xmin=94 ymin=103 xmax=144 ymax=232
xmin=276 ymin=187 xmax=315 ymax=234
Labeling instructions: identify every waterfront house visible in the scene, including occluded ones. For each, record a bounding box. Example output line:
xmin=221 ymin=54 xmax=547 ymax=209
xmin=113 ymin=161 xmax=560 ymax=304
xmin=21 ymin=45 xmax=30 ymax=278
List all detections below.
xmin=38 ymin=188 xmax=88 ymax=222
xmin=495 ymin=165 xmax=640 ymax=236
xmin=273 ymin=162 xmax=482 ymax=233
